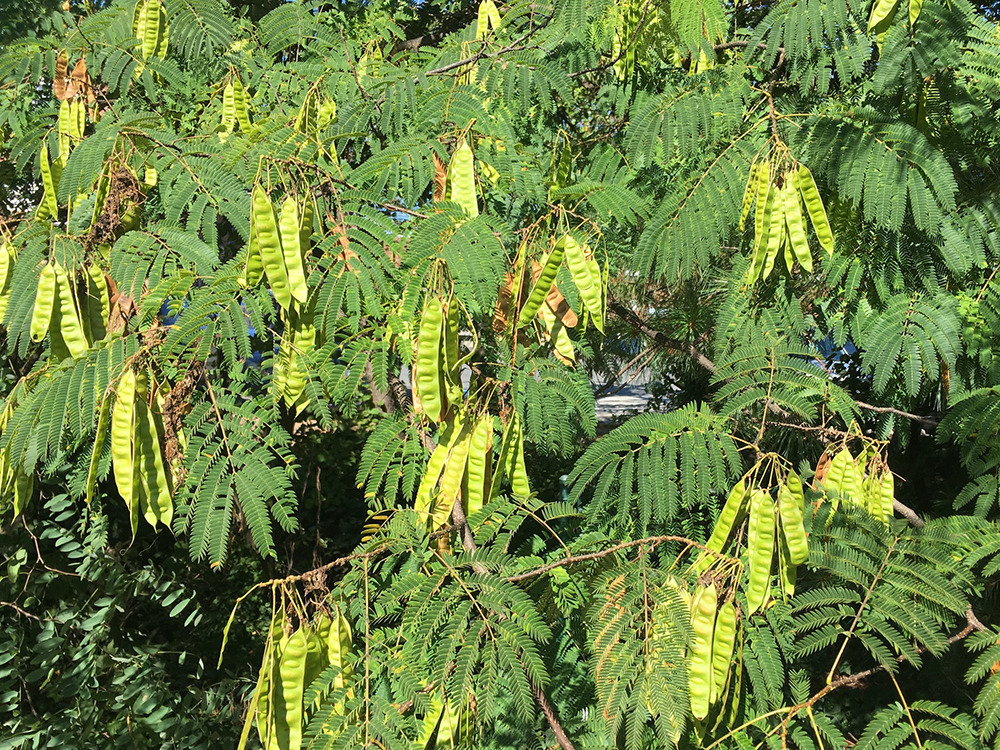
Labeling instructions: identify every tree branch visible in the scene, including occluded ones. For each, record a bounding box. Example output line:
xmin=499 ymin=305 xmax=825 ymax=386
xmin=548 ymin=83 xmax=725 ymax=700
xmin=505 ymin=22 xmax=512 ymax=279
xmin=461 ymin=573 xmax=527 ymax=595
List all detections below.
xmin=608 ymin=300 xmax=716 ymax=373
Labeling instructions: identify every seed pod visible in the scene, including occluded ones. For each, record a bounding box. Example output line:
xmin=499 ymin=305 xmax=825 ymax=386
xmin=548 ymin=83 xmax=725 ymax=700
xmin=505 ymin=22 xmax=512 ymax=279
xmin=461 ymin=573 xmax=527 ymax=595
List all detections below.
xmin=221 ymin=80 xmax=236 ymax=134
xmin=241 ymin=207 xmax=264 ymax=288
xmin=86 ymin=391 xmax=111 ymax=506
xmin=414 ymin=295 xmax=446 ymax=423
xmin=252 ymin=185 xmax=292 ymax=310
xmin=111 ymin=368 xmax=138 ymax=532
xmin=435 ymin=418 xmax=473 ymax=530
xmin=134 ymin=396 xmax=172 ymax=529
xmin=761 ymin=188 xmax=786 ymax=280
xmin=739 ymin=160 xmax=759 ymax=232
xmin=868 ymin=0 xmax=901 ymax=31
xmin=753 ymin=158 xmax=771 ymax=243
xmin=278 ymin=627 xmax=308 ymax=750
xmin=783 ymin=177 xmax=811 ymax=272
xmin=824 ymin=448 xmax=862 ymax=505
xmin=38 ymin=143 xmax=60 ymax=218
xmin=232 ymin=76 xmax=253 ymax=133
xmin=688 ymin=583 xmax=718 ymax=721
xmin=464 ymin=415 xmax=493 ymax=516
xmin=416 ymin=417 xmax=461 ymax=521
xmin=510 ymin=414 xmax=530 ymax=497
xmin=777 ymin=471 xmax=809 ymax=565
xmin=518 ymin=242 xmax=566 ymax=328
xmin=53 ymin=264 xmax=88 ymax=358
xmin=710 ymin=600 xmax=737 ymax=706
xmin=795 ymin=164 xmax=834 ymax=254
xmin=777 ymin=529 xmax=797 ymax=599
xmin=878 ymin=469 xmax=895 ymax=522
xmin=561 ymin=234 xmax=603 ymax=331
xmin=447 ymin=138 xmax=479 ymax=217
xmin=746 ymin=490 xmax=776 ymax=615
xmin=698 ymin=479 xmax=749 ymax=573
xmin=278 ymin=197 xmax=309 ymax=304
xmin=84 ymin=263 xmax=110 ymax=342
xmin=30 ymin=263 xmax=58 ymax=342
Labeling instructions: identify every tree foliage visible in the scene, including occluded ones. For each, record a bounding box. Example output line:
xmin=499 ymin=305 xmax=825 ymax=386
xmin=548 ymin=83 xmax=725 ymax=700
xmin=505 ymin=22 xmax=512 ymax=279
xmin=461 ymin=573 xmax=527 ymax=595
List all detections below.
xmin=1 ymin=0 xmax=999 ymax=748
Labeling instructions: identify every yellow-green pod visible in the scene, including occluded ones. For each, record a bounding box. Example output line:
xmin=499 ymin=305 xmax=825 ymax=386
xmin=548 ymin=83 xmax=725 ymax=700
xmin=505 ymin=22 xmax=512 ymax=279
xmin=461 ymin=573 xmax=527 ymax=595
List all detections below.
xmin=518 ymin=243 xmax=566 ymax=328
xmin=30 ymin=263 xmax=58 ymax=342
xmin=416 ymin=418 xmax=460 ymax=519
xmin=71 ymin=98 xmax=86 ymax=141
xmin=710 ymin=600 xmax=737 ymax=706
xmin=241 ymin=210 xmax=265 ymax=289
xmin=0 ymin=245 xmax=11 ymax=292
xmin=278 ymin=197 xmax=309 ymax=304
xmin=85 ymin=263 xmax=109 ymax=341
xmin=510 ymin=416 xmax=531 ymax=497
xmin=777 ymin=530 xmax=797 ymax=599
xmin=777 ymin=471 xmax=809 ymax=565
xmin=795 ymin=164 xmax=834 ymax=254
xmin=753 ymin=159 xmax=771 ymax=243
xmin=489 ymin=413 xmax=517 ymax=501
xmin=111 ymin=369 xmax=138 ymax=524
xmin=12 ymin=469 xmax=33 ymax=518
xmin=878 ymin=469 xmax=894 ymax=522
xmin=746 ymin=490 xmax=776 ymax=615
xmin=688 ymin=583 xmax=718 ymax=721
xmin=783 ymin=178 xmax=811 ymax=272
xmin=697 ymin=479 xmax=748 ymax=573
xmin=825 ymin=448 xmax=861 ymax=504
xmin=252 ymin=185 xmax=292 ymax=310
xmin=38 ymin=143 xmax=60 ymax=218
xmin=141 ymin=0 xmax=163 ymax=61
xmin=54 ymin=264 xmax=88 ymax=358
xmin=447 ymin=139 xmax=478 ymax=217
xmin=232 ymin=76 xmax=253 ymax=133
xmin=868 ymin=0 xmax=901 ymax=31
xmin=86 ymin=390 xmax=112 ymax=505
xmin=464 ymin=415 xmax=493 ymax=516
xmin=761 ymin=191 xmax=785 ymax=280
xmin=739 ymin=160 xmax=759 ymax=232
xmin=58 ymin=100 xmax=73 ymax=159
xmin=414 ymin=295 xmax=446 ymax=423
xmin=434 ymin=419 xmax=473 ymax=530
xmin=746 ymin=188 xmax=773 ymax=283
xmin=561 ymin=234 xmax=603 ymax=331
xmin=442 ymin=295 xmax=461 ymax=381
xmin=328 ymin=604 xmax=353 ymax=691
xmin=135 ymin=398 xmax=172 ymax=529
xmin=221 ymin=80 xmax=236 ymax=133
xmin=254 ymin=608 xmax=284 ymax=747
xmin=278 ymin=627 xmax=308 ymax=750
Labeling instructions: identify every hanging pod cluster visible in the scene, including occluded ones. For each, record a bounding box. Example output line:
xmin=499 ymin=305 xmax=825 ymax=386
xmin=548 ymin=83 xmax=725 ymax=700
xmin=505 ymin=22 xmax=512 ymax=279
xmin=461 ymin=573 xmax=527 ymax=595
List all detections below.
xmin=697 ymin=472 xmax=811 ymax=612
xmin=495 ymin=233 xmax=605 ymax=364
xmin=740 ymin=157 xmax=834 ymax=284
xmin=30 ymin=260 xmax=111 ymax=362
xmin=242 ymin=184 xmax=312 ymax=310
xmin=243 ymin=604 xmax=354 ymax=750
xmin=109 ymin=366 xmax=174 ymax=535
xmin=814 ymin=446 xmax=895 ymax=522
xmin=414 ymin=406 xmax=531 ymax=535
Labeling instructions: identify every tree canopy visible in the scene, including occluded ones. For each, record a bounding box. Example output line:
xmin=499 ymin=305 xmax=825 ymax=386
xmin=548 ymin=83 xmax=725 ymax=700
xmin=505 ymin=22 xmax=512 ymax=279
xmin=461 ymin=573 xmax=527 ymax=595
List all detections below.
xmin=1 ymin=0 xmax=1000 ymax=748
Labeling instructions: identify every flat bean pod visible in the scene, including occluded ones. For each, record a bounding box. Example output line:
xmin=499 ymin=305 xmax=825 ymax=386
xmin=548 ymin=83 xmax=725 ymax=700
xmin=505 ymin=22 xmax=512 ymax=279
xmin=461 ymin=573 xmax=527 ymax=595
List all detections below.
xmin=746 ymin=490 xmax=775 ymax=615
xmin=688 ymin=583 xmax=718 ymax=721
